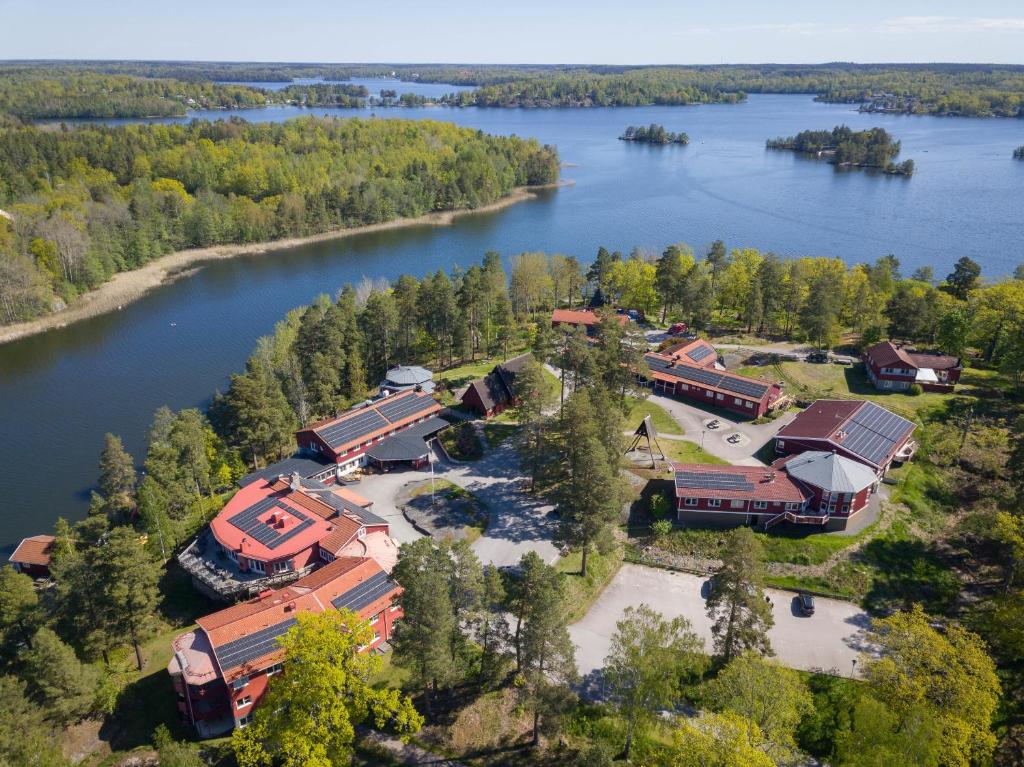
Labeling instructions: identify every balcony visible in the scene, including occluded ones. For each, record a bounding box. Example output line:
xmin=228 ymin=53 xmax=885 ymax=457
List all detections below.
xmin=177 ymin=531 xmax=315 ymax=601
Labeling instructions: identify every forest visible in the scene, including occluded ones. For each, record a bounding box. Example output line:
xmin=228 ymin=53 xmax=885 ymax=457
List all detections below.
xmin=1015 ymin=145 xmax=1024 ymax=160
xmin=767 ymin=125 xmax=915 ymax=175
xmin=619 ymin=124 xmax=689 ymax=145
xmin=0 ymin=116 xmax=559 ymax=323
xmin=4 ymin=242 xmax=1024 ymax=764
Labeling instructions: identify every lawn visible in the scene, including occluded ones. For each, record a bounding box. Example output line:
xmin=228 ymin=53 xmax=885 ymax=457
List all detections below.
xmin=482 ymin=422 xmax=519 ymax=448
xmin=622 ymin=395 xmax=684 ymax=435
xmin=558 ymin=545 xmax=625 ymax=624
xmin=438 ymin=423 xmax=484 ymax=461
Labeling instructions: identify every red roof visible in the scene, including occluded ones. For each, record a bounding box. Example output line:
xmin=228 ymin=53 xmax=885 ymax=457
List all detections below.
xmin=552 ymin=308 xmax=628 ymax=328
xmin=9 ymin=535 xmax=56 ymax=567
xmin=673 ymin=463 xmax=808 ymax=502
xmin=661 ymin=338 xmax=718 ymax=368
xmin=776 ymin=400 xmax=863 ymax=440
xmin=865 ymin=341 xmax=961 ymax=371
xmin=645 ymin=352 xmax=781 ymax=404
xmin=298 ymin=389 xmax=442 ymax=455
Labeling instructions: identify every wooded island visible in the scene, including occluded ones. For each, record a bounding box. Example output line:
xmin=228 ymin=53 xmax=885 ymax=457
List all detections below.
xmin=767 ymin=125 xmax=915 ymax=176
xmin=619 ymin=124 xmax=690 ymax=144
xmin=1015 ymin=145 xmax=1024 ymax=160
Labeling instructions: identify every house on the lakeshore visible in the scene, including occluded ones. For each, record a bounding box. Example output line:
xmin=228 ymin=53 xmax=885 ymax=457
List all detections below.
xmin=380 ymin=365 xmax=435 ymax=395
xmin=551 ymin=308 xmax=628 ymax=336
xmin=775 ymin=399 xmax=916 ymax=476
xmin=8 ymin=535 xmax=56 ymax=578
xmin=296 ymin=388 xmax=447 ymax=476
xmin=177 ymin=472 xmax=396 ymax=601
xmin=641 ymin=351 xmax=784 ymax=419
xmin=460 ymin=353 xmax=532 ymax=418
xmin=673 ymin=451 xmax=879 ymax=532
xmin=862 ymin=341 xmax=961 ymax=392
xmin=168 ymin=556 xmax=402 ymax=736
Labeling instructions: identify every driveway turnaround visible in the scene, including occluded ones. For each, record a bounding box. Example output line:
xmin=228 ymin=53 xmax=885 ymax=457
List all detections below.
xmin=570 ymin=564 xmax=870 ymax=689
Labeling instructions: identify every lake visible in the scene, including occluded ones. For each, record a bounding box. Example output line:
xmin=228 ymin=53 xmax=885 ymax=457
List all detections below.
xmin=2 ymin=94 xmax=1022 ymax=549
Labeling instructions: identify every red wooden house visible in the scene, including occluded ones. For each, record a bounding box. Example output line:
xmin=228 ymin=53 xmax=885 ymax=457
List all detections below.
xmin=551 ymin=308 xmax=628 ymax=335
xmin=642 ymin=352 xmax=783 ymax=418
xmin=168 ymin=556 xmax=402 ymax=736
xmin=460 ymin=353 xmax=532 ymax=418
xmin=8 ymin=535 xmax=56 ymax=578
xmin=863 ymin=341 xmax=961 ymax=393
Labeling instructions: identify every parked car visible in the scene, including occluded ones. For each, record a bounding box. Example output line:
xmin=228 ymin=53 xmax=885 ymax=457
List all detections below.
xmin=798 ymin=593 xmax=815 ymax=616
xmin=832 ymin=355 xmax=855 ymax=366
xmin=806 ymin=350 xmax=830 ymax=364
xmin=668 ymin=322 xmax=689 ymax=336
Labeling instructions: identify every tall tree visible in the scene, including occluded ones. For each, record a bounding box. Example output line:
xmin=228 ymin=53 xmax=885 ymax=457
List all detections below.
xmin=604 ymin=604 xmax=704 ymax=760
xmin=0 ymin=676 xmax=72 ymax=767
xmin=655 ymin=244 xmax=691 ymax=322
xmin=666 ymin=711 xmax=775 ymax=767
xmin=944 ymin=256 xmax=982 ymax=300
xmin=0 ymin=566 xmax=39 ymax=655
xmin=99 ymin=526 xmax=162 ymax=670
xmin=232 ymin=610 xmax=421 ymax=767
xmin=705 ymin=527 xmax=774 ymax=661
xmin=21 ymin=627 xmax=99 ymax=724
xmin=513 ymin=356 xmax=555 ymax=490
xmin=97 ymin=432 xmax=136 ymax=520
xmin=475 ymin=565 xmax=511 ymax=685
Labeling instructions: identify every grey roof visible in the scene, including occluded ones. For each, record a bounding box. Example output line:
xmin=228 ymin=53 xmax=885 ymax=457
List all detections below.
xmin=297 ymin=478 xmax=389 ymax=527
xmin=401 ymin=415 xmax=451 ymax=439
xmin=366 ymin=433 xmax=432 ymax=463
xmin=384 ymin=365 xmax=433 ymax=386
xmin=784 ymin=451 xmax=877 ymax=493
xmin=238 ymin=454 xmax=333 ymax=488
xmin=462 ymin=353 xmax=532 ymax=412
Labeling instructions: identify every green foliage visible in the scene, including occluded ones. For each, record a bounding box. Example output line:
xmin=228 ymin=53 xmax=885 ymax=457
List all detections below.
xmin=0 ymin=675 xmax=71 ymax=767
xmin=620 ymin=125 xmax=690 ymax=144
xmin=651 ymin=519 xmax=673 ymax=538
xmin=232 ymin=610 xmax=422 ymax=767
xmin=0 ymin=566 xmax=40 ymax=658
xmin=21 ymin=627 xmax=100 ymax=724
xmin=662 ymin=711 xmax=775 ymax=767
xmin=152 ymin=724 xmax=206 ymax=767
xmin=908 ymin=383 xmax=924 ymax=396
xmin=767 ymin=125 xmax=912 ymax=173
xmin=706 ymin=528 xmax=774 ymax=661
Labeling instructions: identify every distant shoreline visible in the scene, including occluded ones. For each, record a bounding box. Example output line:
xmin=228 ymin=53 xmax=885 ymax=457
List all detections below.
xmin=0 ymin=182 xmax=570 ymax=346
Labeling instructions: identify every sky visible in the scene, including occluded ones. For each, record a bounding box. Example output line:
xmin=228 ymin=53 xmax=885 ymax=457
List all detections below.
xmin=1 ymin=0 xmax=1023 ymax=64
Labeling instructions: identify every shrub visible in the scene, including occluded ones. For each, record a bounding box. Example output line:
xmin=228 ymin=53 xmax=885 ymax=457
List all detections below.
xmin=908 ymin=383 xmax=923 ymax=396
xmin=649 ymin=493 xmax=669 ymax=520
xmin=652 ymin=519 xmax=673 ymax=538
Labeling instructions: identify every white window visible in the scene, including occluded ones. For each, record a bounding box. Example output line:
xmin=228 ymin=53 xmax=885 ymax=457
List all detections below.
xmin=785 ymin=502 xmax=800 ymax=511
xmin=272 ymin=560 xmax=292 ymax=574
xmin=231 ymin=677 xmax=249 ymax=691
xmin=680 ymin=383 xmax=689 ymax=391
xmin=753 ymin=501 xmax=767 ymax=510
xmin=734 ymin=397 xmax=743 ymax=406
xmin=684 ymin=497 xmax=698 ymax=507
xmin=238 ymin=713 xmax=253 ymax=728
xmin=320 ymin=549 xmax=335 ymax=563
xmin=389 ymin=603 xmax=401 ymax=612
xmin=706 ymin=391 xmax=713 ymax=398
xmin=730 ymin=499 xmax=744 ymax=509
xmin=227 ymin=548 xmax=238 ymax=563
xmin=776 ymin=440 xmax=785 ymax=449
xmin=248 ymin=559 xmax=265 ymax=574
xmin=265 ymin=662 xmax=283 ymax=676
xmin=369 ymin=613 xmax=380 ymax=625
xmin=708 ymin=499 xmax=722 ymax=508
xmin=236 ymin=696 xmax=252 ymax=709
xmin=745 ymin=401 xmax=754 ymax=409
xmin=372 ymin=632 xmax=381 ymax=643
xmin=716 ymin=393 xmax=724 ymax=400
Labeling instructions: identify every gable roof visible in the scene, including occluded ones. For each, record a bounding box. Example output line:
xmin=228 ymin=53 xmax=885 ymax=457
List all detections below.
xmin=662 ymin=338 xmax=718 ymax=368
xmin=299 ymin=389 xmax=442 ymax=453
xmin=9 ymin=535 xmax=56 ymax=567
xmin=552 ymin=308 xmax=628 ymax=328
xmin=866 ymin=341 xmax=961 ymax=372
xmin=462 ymin=353 xmax=532 ymax=412
xmin=673 ymin=464 xmax=807 ymax=502
xmin=238 ymin=453 xmax=334 ymax=488
xmin=776 ymin=399 xmax=915 ymax=468
xmin=644 ymin=352 xmax=779 ymax=403
xmin=780 ymin=451 xmax=878 ymax=494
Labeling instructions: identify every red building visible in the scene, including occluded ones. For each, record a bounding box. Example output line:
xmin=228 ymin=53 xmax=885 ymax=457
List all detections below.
xmin=674 ymin=449 xmax=878 ymax=531
xmin=863 ymin=341 xmax=961 ymax=392
xmin=8 ymin=535 xmax=56 ymax=578
xmin=775 ymin=399 xmax=916 ymax=475
xmin=642 ymin=352 xmax=783 ymax=418
xmin=658 ymin=337 xmax=720 ymax=369
xmin=168 ymin=556 xmax=402 ymax=736
xmin=551 ymin=308 xmax=629 ymax=335
xmin=460 ymin=353 xmax=531 ymax=418
xmin=296 ymin=389 xmax=445 ymax=476
xmin=179 ymin=473 xmax=397 ymax=601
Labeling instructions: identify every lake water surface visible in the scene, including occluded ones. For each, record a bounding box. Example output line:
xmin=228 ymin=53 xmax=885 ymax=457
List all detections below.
xmin=2 ymin=94 xmax=1022 ymax=548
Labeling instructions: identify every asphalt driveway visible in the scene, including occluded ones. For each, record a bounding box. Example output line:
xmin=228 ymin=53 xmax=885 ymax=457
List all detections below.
xmin=570 ymin=564 xmax=870 ymax=691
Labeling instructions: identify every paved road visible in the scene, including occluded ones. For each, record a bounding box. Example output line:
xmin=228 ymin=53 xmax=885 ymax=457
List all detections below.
xmin=570 ymin=564 xmax=870 ymax=693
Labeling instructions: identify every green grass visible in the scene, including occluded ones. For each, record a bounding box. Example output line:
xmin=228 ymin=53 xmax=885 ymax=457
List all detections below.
xmin=558 ymin=545 xmax=625 ymax=624
xmin=482 ymin=422 xmax=519 ymax=448
xmin=661 ymin=439 xmax=728 ymax=465
xmin=438 ymin=424 xmax=484 ymax=461
xmin=370 ymin=650 xmax=411 ymax=691
xmin=622 ymin=395 xmax=684 ymax=435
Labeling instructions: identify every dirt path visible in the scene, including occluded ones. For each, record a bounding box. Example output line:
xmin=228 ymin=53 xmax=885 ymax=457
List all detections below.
xmin=0 ymin=184 xmax=568 ymax=346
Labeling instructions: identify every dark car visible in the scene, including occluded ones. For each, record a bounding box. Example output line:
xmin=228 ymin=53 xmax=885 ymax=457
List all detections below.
xmin=798 ymin=593 xmax=815 ymax=616
xmin=806 ymin=351 xmax=830 ymax=364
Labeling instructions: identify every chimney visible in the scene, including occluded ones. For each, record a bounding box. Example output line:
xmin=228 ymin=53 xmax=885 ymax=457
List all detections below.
xmin=286 ymin=601 xmax=296 ymax=611
xmin=258 ymin=589 xmax=274 ymax=600
xmin=289 ymin=472 xmax=302 ymax=492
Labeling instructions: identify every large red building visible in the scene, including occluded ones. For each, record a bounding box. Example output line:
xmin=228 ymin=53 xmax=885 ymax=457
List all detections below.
xmin=863 ymin=341 xmax=961 ymax=393
xmin=296 ymin=389 xmax=445 ymax=475
xmin=168 ymin=556 xmax=402 ymax=736
xmin=642 ymin=350 xmax=784 ymax=419
xmin=673 ymin=450 xmax=879 ymax=531
xmin=775 ymin=399 xmax=916 ymax=475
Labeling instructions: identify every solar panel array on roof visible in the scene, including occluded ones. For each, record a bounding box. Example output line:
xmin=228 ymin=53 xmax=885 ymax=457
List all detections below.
xmin=331 ymin=571 xmax=396 ymax=613
xmin=839 ymin=402 xmax=914 ymax=466
xmin=317 ymin=409 xmax=389 ymax=448
xmin=686 ymin=344 xmax=713 ymax=363
xmin=216 ymin=617 xmax=297 ymax=670
xmin=376 ymin=393 xmax=431 ymax=424
xmin=675 ymin=470 xmax=755 ymax=492
xmin=645 ymin=355 xmax=769 ymax=399
xmin=227 ymin=498 xmax=315 ymax=550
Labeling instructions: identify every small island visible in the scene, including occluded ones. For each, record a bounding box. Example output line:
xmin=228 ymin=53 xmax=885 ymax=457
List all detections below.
xmin=1014 ymin=146 xmax=1024 ymax=160
xmin=619 ymin=124 xmax=690 ymax=145
xmin=766 ymin=125 xmax=915 ymax=176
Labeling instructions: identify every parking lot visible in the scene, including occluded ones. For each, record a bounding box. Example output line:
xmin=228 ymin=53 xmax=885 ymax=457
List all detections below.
xmin=570 ymin=564 xmax=870 ymax=685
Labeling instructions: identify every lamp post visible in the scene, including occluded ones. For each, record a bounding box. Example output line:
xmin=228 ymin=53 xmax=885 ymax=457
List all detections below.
xmin=851 ymin=658 xmax=857 ymax=678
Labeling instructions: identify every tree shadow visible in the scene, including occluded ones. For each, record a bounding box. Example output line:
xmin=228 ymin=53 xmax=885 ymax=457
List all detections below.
xmin=857 ymin=536 xmax=960 ymax=616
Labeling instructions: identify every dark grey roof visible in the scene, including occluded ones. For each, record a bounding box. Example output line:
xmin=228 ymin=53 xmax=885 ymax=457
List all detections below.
xmin=331 ymin=571 xmax=397 ymax=612
xmin=239 ymin=454 xmax=333 ymax=488
xmin=644 ymin=353 xmax=770 ymax=400
xmin=835 ymin=402 xmax=915 ymax=468
xmin=462 ymin=353 xmax=532 ymax=412
xmin=297 ymin=477 xmax=389 ymax=527
xmin=402 ymin=415 xmax=451 ymax=439
xmin=366 ymin=433 xmax=432 ymax=463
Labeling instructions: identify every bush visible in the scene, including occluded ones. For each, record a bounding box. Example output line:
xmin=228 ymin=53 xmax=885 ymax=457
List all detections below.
xmin=908 ymin=383 xmax=923 ymax=396
xmin=649 ymin=493 xmax=669 ymax=520
xmin=652 ymin=519 xmax=673 ymax=538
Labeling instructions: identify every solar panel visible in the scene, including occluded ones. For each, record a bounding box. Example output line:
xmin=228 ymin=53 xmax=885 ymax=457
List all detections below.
xmin=675 ymin=470 xmax=755 ymax=492
xmin=216 ymin=617 xmax=297 ymax=670
xmin=719 ymin=376 xmax=770 ymax=398
xmin=838 ymin=402 xmax=914 ymax=465
xmin=645 ymin=355 xmax=769 ymax=399
xmin=317 ymin=409 xmax=389 ymax=448
xmin=686 ymin=344 xmax=713 ymax=363
xmin=376 ymin=394 xmax=431 ymax=424
xmin=331 ymin=571 xmax=396 ymax=613
xmin=228 ymin=499 xmax=315 ymax=551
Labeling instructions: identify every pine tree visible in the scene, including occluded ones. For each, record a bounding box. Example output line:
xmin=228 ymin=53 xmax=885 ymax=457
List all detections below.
xmin=98 ymin=433 xmax=136 ymax=519
xmin=100 ymin=526 xmax=162 ymax=670
xmin=0 ymin=676 xmax=71 ymax=767
xmin=22 ymin=627 xmax=99 ymax=724
xmin=706 ymin=528 xmax=774 ymax=661
xmin=223 ymin=364 xmax=296 ymax=468
xmin=513 ymin=356 xmax=555 ymax=490
xmin=0 ymin=567 xmax=39 ymax=655
xmin=476 ymin=565 xmax=510 ymax=685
